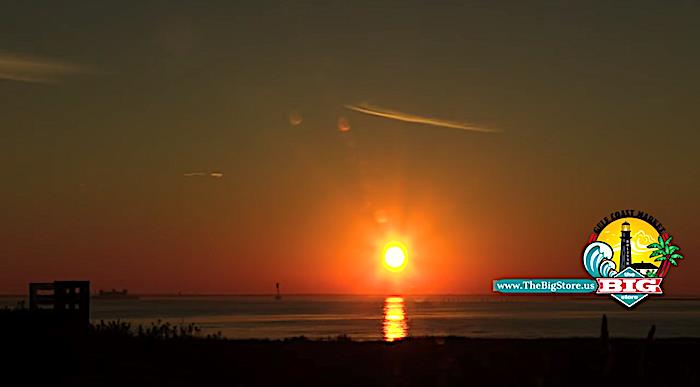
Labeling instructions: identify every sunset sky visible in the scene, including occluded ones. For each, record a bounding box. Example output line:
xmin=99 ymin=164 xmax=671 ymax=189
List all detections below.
xmin=1 ymin=1 xmax=698 ymax=295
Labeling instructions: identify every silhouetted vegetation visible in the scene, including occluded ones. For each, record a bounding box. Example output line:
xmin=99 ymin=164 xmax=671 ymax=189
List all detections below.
xmin=90 ymin=319 xmax=224 ymax=340
xmin=1 ymin=308 xmax=698 ymax=386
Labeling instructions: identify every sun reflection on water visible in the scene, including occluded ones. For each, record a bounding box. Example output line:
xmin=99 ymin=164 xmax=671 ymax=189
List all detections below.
xmin=382 ymin=296 xmax=408 ymax=341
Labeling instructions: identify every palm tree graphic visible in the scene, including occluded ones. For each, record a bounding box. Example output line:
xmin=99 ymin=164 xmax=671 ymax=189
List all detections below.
xmin=647 ymin=235 xmax=683 ymax=278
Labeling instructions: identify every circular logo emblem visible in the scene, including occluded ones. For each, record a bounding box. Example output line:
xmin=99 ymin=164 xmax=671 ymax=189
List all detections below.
xmin=583 ymin=210 xmax=683 ymax=307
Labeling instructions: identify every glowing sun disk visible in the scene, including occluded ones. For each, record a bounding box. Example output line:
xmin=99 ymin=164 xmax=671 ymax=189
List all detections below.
xmin=383 ymin=242 xmax=407 ymax=272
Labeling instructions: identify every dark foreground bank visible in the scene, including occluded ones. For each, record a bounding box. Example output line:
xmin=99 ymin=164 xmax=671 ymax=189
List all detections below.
xmin=1 ymin=313 xmax=698 ymax=386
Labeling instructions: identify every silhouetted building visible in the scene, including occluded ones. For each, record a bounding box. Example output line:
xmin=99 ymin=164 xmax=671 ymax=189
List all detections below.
xmin=29 ymin=281 xmax=90 ymax=325
xmin=620 ymin=222 xmax=632 ymax=271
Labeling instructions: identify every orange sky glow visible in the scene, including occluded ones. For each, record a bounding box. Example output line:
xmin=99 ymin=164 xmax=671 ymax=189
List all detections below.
xmin=1 ymin=2 xmax=698 ymax=295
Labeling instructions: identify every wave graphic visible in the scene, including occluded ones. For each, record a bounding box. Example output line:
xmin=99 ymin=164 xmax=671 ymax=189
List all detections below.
xmin=583 ymin=242 xmax=617 ymax=278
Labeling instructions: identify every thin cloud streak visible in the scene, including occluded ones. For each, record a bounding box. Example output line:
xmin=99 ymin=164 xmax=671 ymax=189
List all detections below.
xmin=0 ymin=53 xmax=85 ymax=83
xmin=345 ymin=103 xmax=499 ymax=133
xmin=184 ymin=172 xmax=223 ymax=178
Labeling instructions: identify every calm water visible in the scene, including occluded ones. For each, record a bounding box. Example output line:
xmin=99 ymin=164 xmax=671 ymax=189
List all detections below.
xmin=2 ymin=295 xmax=700 ymax=340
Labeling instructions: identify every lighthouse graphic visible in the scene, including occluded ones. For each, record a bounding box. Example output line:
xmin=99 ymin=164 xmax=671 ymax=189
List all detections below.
xmin=619 ymin=221 xmax=632 ymax=271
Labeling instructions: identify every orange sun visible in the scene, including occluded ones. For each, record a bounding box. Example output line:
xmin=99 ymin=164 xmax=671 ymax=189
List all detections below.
xmin=382 ymin=241 xmax=407 ymax=272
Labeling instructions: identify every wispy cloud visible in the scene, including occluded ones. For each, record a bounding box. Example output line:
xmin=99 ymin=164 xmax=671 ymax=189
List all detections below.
xmin=345 ymin=103 xmax=498 ymax=133
xmin=0 ymin=53 xmax=86 ymax=83
xmin=184 ymin=172 xmax=224 ymax=178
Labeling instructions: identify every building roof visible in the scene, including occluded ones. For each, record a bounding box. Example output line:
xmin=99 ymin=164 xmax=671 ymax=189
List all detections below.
xmin=631 ymin=262 xmax=658 ymax=270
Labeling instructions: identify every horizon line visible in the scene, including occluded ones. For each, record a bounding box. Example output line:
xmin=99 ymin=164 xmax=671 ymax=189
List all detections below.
xmin=2 ymin=292 xmax=700 ymax=298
